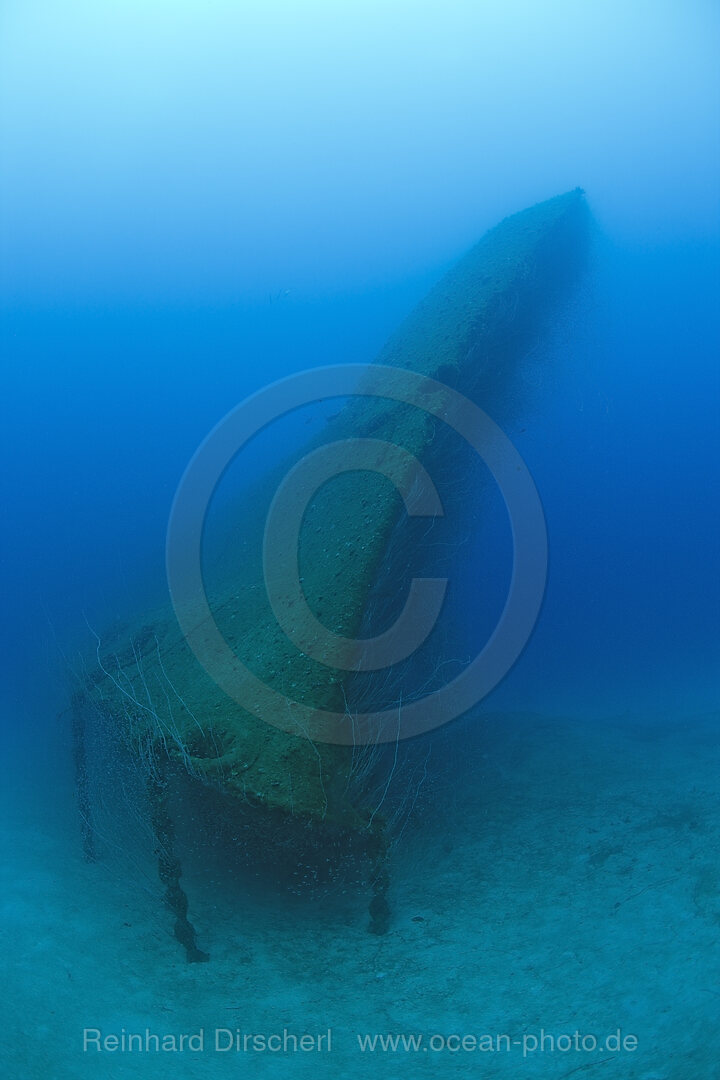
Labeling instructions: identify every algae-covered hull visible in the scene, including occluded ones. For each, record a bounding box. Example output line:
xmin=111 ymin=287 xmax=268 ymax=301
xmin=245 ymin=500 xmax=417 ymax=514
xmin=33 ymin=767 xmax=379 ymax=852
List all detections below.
xmin=78 ymin=189 xmax=588 ymax=953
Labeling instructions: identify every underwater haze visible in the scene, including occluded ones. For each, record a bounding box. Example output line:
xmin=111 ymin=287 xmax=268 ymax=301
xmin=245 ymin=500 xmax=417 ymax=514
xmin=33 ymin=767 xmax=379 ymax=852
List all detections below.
xmin=1 ymin=2 xmax=719 ymax=1079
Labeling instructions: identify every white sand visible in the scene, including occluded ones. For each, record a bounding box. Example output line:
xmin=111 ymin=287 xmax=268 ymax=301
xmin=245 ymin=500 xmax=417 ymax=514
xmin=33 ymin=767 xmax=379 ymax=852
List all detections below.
xmin=2 ymin=710 xmax=719 ymax=1079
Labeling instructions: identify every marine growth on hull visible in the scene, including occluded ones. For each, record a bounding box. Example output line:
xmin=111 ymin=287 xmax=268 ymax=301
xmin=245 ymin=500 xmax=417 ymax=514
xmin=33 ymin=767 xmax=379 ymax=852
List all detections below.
xmin=73 ymin=190 xmax=589 ymax=960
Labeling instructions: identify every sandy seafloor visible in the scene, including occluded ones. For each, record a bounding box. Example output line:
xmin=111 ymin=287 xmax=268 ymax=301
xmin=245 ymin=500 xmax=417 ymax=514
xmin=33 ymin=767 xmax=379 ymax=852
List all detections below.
xmin=2 ymin=708 xmax=719 ymax=1080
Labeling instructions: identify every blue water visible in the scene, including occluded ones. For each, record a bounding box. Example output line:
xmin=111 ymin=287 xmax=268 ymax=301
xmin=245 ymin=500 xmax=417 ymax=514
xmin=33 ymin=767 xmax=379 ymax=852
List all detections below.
xmin=1 ymin=3 xmax=718 ymax=1078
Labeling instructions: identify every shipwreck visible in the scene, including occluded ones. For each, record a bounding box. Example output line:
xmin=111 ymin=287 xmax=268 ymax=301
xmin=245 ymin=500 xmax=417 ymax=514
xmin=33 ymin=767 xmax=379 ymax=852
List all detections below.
xmin=74 ymin=189 xmax=589 ymax=960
